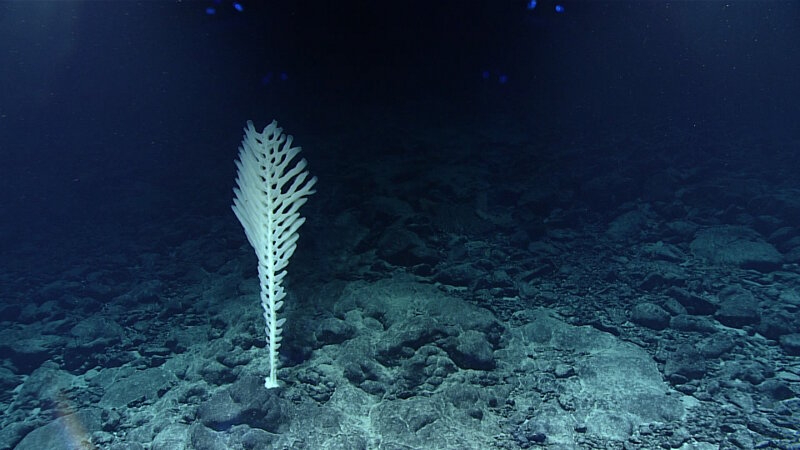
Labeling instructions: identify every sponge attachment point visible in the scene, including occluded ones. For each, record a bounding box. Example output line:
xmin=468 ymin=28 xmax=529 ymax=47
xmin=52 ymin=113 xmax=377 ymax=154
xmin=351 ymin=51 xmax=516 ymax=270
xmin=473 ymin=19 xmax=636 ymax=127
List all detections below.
xmin=232 ymin=120 xmax=316 ymax=389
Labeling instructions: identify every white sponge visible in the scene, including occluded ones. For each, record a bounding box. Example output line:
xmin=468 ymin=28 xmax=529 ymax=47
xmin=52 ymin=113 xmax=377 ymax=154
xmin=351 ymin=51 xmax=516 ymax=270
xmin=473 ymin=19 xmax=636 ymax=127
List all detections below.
xmin=232 ymin=120 xmax=317 ymax=389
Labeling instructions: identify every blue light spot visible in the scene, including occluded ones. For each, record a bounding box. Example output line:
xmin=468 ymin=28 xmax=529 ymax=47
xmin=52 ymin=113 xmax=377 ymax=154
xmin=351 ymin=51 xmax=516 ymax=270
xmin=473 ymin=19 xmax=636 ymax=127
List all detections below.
xmin=555 ymin=4 xmax=564 ymax=13
xmin=279 ymin=72 xmax=288 ymax=81
xmin=498 ymin=74 xmax=508 ymax=84
xmin=233 ymin=2 xmax=243 ymax=12
xmin=481 ymin=70 xmax=490 ymax=80
xmin=261 ymin=72 xmax=273 ymax=85
xmin=205 ymin=6 xmax=216 ymax=15
xmin=527 ymin=0 xmax=537 ymax=10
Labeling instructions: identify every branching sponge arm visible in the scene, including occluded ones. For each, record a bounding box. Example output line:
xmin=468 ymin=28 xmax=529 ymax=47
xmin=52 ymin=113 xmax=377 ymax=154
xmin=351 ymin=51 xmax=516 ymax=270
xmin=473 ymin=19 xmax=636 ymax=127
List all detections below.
xmin=232 ymin=120 xmax=316 ymax=389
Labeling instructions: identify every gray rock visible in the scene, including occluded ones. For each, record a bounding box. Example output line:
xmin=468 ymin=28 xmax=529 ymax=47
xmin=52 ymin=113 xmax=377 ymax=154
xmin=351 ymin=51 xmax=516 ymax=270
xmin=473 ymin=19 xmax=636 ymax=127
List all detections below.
xmin=631 ymin=302 xmax=671 ymax=330
xmin=690 ymin=226 xmax=782 ymax=272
